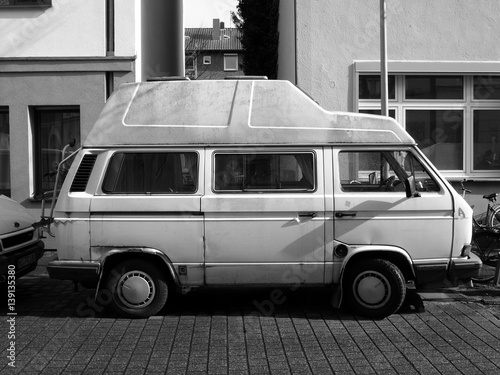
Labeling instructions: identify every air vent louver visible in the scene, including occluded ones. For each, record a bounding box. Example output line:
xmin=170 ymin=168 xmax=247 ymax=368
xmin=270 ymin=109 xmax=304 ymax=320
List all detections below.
xmin=70 ymin=154 xmax=97 ymax=192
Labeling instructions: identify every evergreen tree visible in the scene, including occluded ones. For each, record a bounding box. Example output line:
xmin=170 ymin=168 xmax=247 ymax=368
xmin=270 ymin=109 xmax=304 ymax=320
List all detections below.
xmin=232 ymin=0 xmax=279 ymax=79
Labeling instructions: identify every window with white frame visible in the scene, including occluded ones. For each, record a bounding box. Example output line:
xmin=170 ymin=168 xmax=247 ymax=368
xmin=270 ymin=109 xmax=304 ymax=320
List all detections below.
xmin=33 ymin=107 xmax=80 ymax=197
xmin=357 ymin=73 xmax=500 ymax=179
xmin=224 ymin=54 xmax=238 ymax=71
xmin=203 ymin=56 xmax=211 ymax=65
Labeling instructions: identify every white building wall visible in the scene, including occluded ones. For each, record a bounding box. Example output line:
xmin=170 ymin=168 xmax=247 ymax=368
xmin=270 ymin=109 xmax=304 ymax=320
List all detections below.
xmin=115 ymin=0 xmax=137 ymax=57
xmin=0 ymin=0 xmax=106 ymax=57
xmin=285 ymin=0 xmax=500 ymax=111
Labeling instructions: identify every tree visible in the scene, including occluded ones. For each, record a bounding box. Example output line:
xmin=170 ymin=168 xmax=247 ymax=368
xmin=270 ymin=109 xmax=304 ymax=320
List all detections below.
xmin=231 ymin=0 xmax=279 ymax=79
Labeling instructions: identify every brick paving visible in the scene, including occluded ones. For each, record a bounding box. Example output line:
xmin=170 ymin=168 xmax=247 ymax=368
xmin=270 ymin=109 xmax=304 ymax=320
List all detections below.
xmin=1 ymin=253 xmax=500 ymax=374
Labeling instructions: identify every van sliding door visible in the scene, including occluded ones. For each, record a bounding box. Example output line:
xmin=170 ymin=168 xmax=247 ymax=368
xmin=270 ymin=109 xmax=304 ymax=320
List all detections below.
xmin=202 ymin=148 xmax=326 ymax=286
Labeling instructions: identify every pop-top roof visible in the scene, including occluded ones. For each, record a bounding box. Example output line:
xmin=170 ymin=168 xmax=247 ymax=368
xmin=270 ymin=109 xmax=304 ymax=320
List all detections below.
xmin=83 ymin=80 xmax=415 ymax=147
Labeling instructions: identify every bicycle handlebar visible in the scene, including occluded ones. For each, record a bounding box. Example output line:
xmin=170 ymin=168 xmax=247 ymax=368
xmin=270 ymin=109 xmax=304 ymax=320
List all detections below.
xmin=461 ymin=179 xmax=471 ymax=196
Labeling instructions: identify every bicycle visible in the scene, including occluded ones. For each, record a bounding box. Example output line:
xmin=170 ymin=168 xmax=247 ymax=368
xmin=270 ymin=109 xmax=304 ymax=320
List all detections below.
xmin=461 ymin=179 xmax=500 ymax=283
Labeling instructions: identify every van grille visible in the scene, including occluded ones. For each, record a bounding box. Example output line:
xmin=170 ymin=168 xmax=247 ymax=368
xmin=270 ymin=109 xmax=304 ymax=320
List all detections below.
xmin=70 ymin=154 xmax=98 ymax=192
xmin=1 ymin=230 xmax=34 ymax=251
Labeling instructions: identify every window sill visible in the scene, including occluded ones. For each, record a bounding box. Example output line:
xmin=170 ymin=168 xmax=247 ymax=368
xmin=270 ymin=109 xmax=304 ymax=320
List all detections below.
xmin=445 ymin=175 xmax=500 ymax=182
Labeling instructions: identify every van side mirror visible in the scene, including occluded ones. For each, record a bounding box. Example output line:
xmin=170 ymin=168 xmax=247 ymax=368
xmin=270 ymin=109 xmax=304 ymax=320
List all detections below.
xmin=405 ymin=176 xmax=421 ymax=198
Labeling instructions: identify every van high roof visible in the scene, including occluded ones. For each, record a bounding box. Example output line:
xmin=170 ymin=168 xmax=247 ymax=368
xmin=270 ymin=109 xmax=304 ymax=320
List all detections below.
xmin=84 ymin=79 xmax=415 ymax=147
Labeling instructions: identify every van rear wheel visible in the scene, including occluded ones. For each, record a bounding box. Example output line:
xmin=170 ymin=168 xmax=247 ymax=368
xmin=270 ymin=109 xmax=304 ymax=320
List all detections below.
xmin=345 ymin=259 xmax=406 ymax=319
xmin=106 ymin=259 xmax=168 ymax=318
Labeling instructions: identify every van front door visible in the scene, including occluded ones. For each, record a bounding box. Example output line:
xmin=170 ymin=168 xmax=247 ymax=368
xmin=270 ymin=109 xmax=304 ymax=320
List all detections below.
xmin=202 ymin=149 xmax=326 ymax=286
xmin=333 ymin=148 xmax=454 ymax=282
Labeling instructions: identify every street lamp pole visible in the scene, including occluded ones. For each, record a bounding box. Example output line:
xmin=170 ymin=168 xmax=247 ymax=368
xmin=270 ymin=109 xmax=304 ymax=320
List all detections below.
xmin=380 ymin=0 xmax=388 ymax=116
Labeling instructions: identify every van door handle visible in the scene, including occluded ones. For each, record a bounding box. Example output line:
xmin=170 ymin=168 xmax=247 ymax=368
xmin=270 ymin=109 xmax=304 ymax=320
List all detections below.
xmin=335 ymin=212 xmax=356 ymax=218
xmin=295 ymin=212 xmax=317 ymax=222
xmin=299 ymin=212 xmax=317 ymax=218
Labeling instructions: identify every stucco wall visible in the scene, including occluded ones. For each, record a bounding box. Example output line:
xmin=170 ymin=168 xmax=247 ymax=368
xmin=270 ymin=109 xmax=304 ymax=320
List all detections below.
xmin=289 ymin=0 xmax=500 ymax=111
xmin=115 ymin=0 xmax=137 ymax=57
xmin=0 ymin=73 xmax=105 ymax=222
xmin=0 ymin=0 xmax=105 ymax=57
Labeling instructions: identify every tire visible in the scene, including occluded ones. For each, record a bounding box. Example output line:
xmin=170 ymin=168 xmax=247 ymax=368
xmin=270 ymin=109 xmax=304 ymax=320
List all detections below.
xmin=106 ymin=259 xmax=168 ymax=318
xmin=488 ymin=204 xmax=500 ymax=230
xmin=344 ymin=259 xmax=406 ymax=319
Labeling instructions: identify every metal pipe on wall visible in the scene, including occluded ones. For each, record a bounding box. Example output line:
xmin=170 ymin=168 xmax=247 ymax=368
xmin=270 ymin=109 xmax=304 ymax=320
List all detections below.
xmin=141 ymin=0 xmax=185 ymax=80
xmin=380 ymin=0 xmax=388 ymax=116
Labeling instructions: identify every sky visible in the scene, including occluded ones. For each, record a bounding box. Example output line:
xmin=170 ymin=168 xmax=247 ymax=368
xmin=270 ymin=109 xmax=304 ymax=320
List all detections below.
xmin=183 ymin=0 xmax=239 ymax=28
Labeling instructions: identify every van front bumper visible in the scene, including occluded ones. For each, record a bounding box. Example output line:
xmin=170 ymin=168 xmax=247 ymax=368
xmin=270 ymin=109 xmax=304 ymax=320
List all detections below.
xmin=47 ymin=260 xmax=100 ymax=283
xmin=414 ymin=253 xmax=482 ymax=285
xmin=448 ymin=253 xmax=482 ymax=280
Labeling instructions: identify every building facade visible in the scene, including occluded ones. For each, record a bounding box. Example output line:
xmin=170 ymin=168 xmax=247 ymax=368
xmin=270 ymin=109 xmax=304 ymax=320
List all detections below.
xmin=185 ymin=19 xmax=243 ymax=80
xmin=278 ymin=0 xmax=500 ymax=208
xmin=0 ymin=0 xmax=184 ymax=248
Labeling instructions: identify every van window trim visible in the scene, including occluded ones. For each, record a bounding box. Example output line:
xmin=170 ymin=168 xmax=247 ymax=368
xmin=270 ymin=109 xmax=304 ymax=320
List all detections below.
xmin=211 ymin=149 xmax=318 ymax=194
xmin=98 ymin=149 xmax=201 ymax=195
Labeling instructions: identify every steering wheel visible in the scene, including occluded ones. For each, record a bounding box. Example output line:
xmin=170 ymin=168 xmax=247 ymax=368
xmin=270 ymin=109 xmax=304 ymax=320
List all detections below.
xmin=382 ymin=176 xmax=399 ymax=191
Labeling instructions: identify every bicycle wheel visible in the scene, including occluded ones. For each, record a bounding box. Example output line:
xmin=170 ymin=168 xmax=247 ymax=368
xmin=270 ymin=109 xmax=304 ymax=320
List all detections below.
xmin=472 ymin=264 xmax=495 ymax=283
xmin=487 ymin=204 xmax=500 ymax=230
xmin=471 ymin=230 xmax=500 ymax=283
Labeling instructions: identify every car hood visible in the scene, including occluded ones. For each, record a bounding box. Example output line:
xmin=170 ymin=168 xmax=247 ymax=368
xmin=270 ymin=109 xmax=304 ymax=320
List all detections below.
xmin=0 ymin=195 xmax=36 ymax=235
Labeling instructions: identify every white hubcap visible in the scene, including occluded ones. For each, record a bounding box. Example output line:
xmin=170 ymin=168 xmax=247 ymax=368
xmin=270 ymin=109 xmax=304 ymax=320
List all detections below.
xmin=118 ymin=271 xmax=155 ymax=308
xmin=354 ymin=271 xmax=391 ymax=309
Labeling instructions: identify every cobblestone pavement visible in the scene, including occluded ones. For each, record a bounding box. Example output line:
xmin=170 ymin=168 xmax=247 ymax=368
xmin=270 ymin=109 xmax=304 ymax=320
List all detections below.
xmin=1 ymin=252 xmax=500 ymax=374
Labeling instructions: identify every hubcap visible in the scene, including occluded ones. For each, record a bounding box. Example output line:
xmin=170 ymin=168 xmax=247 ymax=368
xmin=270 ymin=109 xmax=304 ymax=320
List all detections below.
xmin=117 ymin=271 xmax=155 ymax=308
xmin=353 ymin=271 xmax=391 ymax=309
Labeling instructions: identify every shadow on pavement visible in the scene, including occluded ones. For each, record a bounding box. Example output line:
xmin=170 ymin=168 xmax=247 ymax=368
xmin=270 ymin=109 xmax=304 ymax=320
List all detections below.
xmin=1 ymin=274 xmax=429 ymax=320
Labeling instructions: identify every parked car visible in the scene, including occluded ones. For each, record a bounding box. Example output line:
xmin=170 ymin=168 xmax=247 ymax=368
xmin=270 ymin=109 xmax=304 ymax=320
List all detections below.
xmin=0 ymin=195 xmax=44 ymax=280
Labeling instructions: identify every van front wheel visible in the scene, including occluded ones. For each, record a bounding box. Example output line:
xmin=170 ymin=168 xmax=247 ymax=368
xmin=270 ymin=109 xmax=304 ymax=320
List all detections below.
xmin=106 ymin=259 xmax=168 ymax=318
xmin=345 ymin=259 xmax=406 ymax=319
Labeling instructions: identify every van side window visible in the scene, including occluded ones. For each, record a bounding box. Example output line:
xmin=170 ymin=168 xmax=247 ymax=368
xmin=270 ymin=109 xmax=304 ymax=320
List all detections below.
xmin=102 ymin=152 xmax=198 ymax=194
xmin=214 ymin=153 xmax=315 ymax=192
xmin=339 ymin=150 xmax=440 ymax=193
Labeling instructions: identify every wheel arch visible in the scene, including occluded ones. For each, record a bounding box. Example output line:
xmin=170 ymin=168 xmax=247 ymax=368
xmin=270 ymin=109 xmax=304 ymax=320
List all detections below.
xmin=334 ymin=246 xmax=415 ymax=309
xmin=96 ymin=248 xmax=180 ymax=297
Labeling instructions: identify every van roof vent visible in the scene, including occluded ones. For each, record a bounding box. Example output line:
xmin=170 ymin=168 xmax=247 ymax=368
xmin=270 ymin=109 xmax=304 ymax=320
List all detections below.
xmin=70 ymin=154 xmax=98 ymax=193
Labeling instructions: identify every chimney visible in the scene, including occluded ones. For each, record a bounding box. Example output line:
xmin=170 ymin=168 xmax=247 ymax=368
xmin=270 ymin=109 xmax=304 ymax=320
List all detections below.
xmin=212 ymin=18 xmax=220 ymax=40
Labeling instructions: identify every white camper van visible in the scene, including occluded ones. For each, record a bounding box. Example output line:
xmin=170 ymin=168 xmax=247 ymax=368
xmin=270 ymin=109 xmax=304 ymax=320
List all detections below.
xmin=45 ymin=79 xmax=480 ymax=319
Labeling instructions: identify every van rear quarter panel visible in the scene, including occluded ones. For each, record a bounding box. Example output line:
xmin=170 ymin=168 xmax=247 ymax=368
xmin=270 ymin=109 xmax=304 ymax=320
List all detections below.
xmin=54 ymin=152 xmax=93 ymax=260
xmin=89 ymin=196 xmax=204 ymax=265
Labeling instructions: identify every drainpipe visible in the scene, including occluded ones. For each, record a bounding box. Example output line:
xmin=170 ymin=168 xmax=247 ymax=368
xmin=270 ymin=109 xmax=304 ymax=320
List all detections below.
xmin=141 ymin=0 xmax=185 ymax=80
xmin=380 ymin=0 xmax=388 ymax=116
